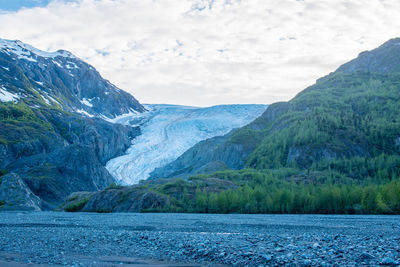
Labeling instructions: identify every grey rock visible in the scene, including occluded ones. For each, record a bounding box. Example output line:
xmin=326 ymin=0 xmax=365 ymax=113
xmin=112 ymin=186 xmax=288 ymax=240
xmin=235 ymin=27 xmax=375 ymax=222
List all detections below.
xmin=0 ymin=173 xmax=42 ymax=211
xmin=0 ymin=39 xmax=145 ymax=117
xmin=149 ymin=129 xmax=256 ymax=180
xmin=62 ymin=186 xmax=169 ymax=212
xmin=0 ymin=40 xmax=143 ymax=209
xmin=380 ymin=257 xmax=396 ymax=266
xmin=359 ymin=252 xmax=375 ymax=261
xmin=312 ymin=242 xmax=320 ymax=249
xmin=338 ymin=38 xmax=400 ymax=74
xmin=261 ymin=254 xmax=272 ymax=262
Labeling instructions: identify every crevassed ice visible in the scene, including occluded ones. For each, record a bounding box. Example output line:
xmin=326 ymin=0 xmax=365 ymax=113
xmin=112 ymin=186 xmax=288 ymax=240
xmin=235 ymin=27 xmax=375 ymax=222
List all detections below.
xmin=106 ymin=104 xmax=268 ymax=185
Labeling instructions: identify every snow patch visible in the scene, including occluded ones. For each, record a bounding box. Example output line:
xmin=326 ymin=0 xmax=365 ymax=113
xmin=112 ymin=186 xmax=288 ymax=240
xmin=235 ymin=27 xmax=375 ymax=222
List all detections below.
xmin=52 ymin=60 xmax=62 ymax=68
xmin=106 ymin=104 xmax=268 ymax=185
xmin=35 ymin=81 xmax=44 ymax=86
xmin=0 ymin=86 xmax=20 ymax=102
xmin=47 ymin=96 xmax=60 ymax=105
xmin=80 ymin=98 xmax=93 ymax=107
xmin=1 ymin=67 xmax=9 ymax=71
xmin=75 ymin=109 xmax=94 ymax=117
xmin=0 ymin=39 xmax=76 ymax=60
xmin=40 ymin=95 xmax=51 ymax=105
xmin=34 ymin=88 xmax=60 ymax=106
xmin=101 ymin=109 xmax=140 ymax=124
xmin=65 ymin=62 xmax=78 ymax=69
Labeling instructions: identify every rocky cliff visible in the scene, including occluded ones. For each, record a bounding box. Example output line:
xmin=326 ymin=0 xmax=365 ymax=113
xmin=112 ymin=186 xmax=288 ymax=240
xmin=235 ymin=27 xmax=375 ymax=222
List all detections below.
xmin=0 ymin=39 xmax=144 ymax=210
xmin=0 ymin=39 xmax=145 ymax=117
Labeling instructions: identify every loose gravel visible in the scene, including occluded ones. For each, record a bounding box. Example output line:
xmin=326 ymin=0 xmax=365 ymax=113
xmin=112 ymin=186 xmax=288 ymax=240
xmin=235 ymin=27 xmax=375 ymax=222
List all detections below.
xmin=0 ymin=212 xmax=399 ymax=266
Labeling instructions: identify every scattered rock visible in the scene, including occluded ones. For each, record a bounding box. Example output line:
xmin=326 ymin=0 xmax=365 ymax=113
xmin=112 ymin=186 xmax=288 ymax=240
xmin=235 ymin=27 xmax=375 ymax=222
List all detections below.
xmin=312 ymin=242 xmax=320 ymax=249
xmin=0 ymin=213 xmax=399 ymax=267
xmin=359 ymin=252 xmax=375 ymax=261
xmin=380 ymin=257 xmax=396 ymax=265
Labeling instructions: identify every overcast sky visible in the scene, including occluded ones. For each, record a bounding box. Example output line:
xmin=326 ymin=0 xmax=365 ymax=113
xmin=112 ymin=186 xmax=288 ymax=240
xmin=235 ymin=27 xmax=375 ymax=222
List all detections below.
xmin=0 ymin=0 xmax=400 ymax=106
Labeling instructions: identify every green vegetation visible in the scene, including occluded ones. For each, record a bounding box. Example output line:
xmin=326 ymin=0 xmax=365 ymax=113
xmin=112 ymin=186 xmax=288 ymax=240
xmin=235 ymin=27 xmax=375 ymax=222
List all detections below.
xmin=94 ymin=208 xmax=112 ymax=213
xmin=142 ymin=169 xmax=400 ymax=214
xmin=245 ymin=73 xmax=400 ymax=170
xmin=0 ymin=169 xmax=7 ymax=177
xmin=64 ymin=198 xmax=89 ymax=212
xmin=0 ymin=102 xmax=54 ymax=145
xmin=144 ymin=72 xmax=400 ymax=214
xmin=105 ymin=182 xmax=124 ymax=190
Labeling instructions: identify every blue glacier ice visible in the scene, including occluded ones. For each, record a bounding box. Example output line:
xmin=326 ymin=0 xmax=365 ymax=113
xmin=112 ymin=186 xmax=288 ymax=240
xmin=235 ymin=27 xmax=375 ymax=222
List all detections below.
xmin=105 ymin=104 xmax=267 ymax=185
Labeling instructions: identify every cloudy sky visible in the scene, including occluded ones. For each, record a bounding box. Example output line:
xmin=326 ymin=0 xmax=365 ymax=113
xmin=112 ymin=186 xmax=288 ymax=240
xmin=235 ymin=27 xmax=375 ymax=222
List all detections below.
xmin=0 ymin=0 xmax=400 ymax=106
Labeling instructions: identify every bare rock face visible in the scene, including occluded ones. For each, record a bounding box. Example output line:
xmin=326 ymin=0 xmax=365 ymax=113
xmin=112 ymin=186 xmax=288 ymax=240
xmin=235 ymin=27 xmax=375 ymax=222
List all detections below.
xmin=149 ymin=132 xmax=248 ymax=179
xmin=337 ymin=38 xmax=400 ymax=74
xmin=62 ymin=187 xmax=168 ymax=213
xmin=0 ymin=173 xmax=42 ymax=211
xmin=0 ymin=39 xmax=144 ymax=210
xmin=0 ymin=39 xmax=145 ymax=117
xmin=286 ymin=146 xmax=341 ymax=168
xmin=81 ymin=187 xmax=168 ymax=213
xmin=1 ymin=115 xmax=140 ymax=209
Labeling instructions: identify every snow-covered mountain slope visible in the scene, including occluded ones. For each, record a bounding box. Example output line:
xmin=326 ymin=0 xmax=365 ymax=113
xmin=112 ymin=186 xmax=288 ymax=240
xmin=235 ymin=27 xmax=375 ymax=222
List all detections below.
xmin=106 ymin=104 xmax=268 ymax=185
xmin=0 ymin=38 xmax=145 ymax=117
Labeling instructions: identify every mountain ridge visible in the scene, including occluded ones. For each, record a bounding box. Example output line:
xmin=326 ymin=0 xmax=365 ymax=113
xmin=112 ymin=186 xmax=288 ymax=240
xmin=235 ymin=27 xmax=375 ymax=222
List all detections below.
xmin=0 ymin=38 xmax=145 ymax=118
xmin=150 ymin=38 xmax=400 ymax=180
xmin=0 ymin=39 xmax=144 ymax=210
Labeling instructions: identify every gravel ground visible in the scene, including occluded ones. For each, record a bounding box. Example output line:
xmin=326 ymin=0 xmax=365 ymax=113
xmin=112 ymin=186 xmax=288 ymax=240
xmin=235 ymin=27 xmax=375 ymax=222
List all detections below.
xmin=0 ymin=212 xmax=399 ymax=266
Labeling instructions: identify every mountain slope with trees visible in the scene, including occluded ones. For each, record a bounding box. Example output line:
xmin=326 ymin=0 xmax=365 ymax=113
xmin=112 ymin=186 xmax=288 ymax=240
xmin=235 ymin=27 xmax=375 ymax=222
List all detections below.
xmin=151 ymin=38 xmax=400 ymax=181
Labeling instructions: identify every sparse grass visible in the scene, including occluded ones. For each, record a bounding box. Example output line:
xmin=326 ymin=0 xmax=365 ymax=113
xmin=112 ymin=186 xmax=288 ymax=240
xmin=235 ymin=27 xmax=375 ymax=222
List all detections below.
xmin=105 ymin=182 xmax=123 ymax=190
xmin=95 ymin=208 xmax=112 ymax=213
xmin=0 ymin=169 xmax=7 ymax=177
xmin=64 ymin=198 xmax=89 ymax=212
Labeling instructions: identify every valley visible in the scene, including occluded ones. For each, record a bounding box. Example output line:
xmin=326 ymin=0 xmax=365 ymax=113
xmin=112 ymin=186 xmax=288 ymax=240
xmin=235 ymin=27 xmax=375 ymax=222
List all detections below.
xmin=0 ymin=38 xmax=400 ymax=215
xmin=1 ymin=2 xmax=400 ymax=267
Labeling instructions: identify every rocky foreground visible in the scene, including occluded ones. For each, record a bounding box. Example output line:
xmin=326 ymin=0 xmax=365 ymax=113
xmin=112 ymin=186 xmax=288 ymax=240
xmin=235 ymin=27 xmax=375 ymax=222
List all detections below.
xmin=0 ymin=212 xmax=399 ymax=266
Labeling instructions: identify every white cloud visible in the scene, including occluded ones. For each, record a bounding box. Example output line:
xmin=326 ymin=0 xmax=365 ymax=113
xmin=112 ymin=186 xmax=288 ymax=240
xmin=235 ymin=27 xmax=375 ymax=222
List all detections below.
xmin=0 ymin=0 xmax=400 ymax=106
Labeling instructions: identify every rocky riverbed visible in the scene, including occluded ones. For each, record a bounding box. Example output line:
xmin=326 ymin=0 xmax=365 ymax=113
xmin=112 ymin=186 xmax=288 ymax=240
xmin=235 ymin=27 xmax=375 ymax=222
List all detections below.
xmin=0 ymin=212 xmax=399 ymax=266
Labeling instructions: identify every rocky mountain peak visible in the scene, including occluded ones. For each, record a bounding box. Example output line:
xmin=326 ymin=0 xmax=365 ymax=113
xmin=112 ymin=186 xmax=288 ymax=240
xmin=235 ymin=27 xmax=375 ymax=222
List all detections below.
xmin=0 ymin=38 xmax=77 ymax=61
xmin=337 ymin=37 xmax=400 ymax=74
xmin=0 ymin=38 xmax=145 ymax=118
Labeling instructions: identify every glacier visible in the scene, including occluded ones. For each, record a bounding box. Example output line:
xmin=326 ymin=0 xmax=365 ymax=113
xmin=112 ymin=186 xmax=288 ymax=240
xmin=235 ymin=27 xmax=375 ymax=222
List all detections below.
xmin=105 ymin=104 xmax=267 ymax=185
